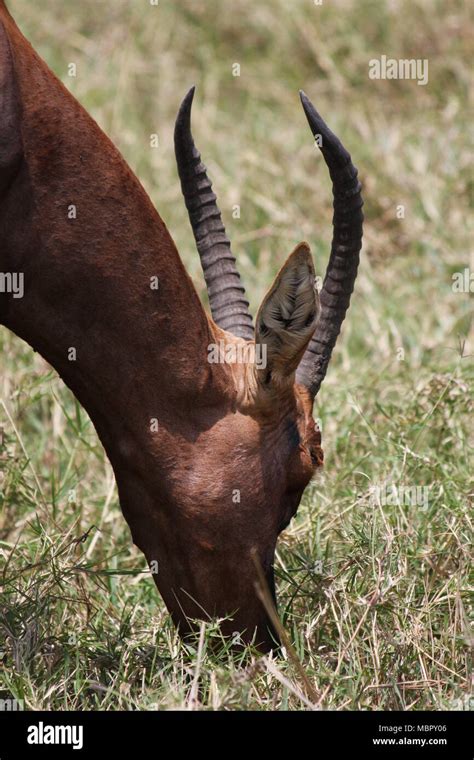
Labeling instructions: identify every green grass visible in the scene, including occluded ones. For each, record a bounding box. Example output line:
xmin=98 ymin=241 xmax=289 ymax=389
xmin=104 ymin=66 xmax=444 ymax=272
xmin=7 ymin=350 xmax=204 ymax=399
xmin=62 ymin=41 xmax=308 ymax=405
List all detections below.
xmin=0 ymin=0 xmax=472 ymax=710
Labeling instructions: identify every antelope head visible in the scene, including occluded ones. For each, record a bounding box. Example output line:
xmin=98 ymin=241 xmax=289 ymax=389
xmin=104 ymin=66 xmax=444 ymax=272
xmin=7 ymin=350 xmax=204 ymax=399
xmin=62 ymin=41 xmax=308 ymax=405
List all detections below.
xmin=0 ymin=3 xmax=363 ymax=651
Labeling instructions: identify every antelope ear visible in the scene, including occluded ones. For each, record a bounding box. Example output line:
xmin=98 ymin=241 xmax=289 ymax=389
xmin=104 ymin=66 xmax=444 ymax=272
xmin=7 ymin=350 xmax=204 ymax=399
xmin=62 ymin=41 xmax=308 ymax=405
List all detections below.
xmin=255 ymin=242 xmax=320 ymax=386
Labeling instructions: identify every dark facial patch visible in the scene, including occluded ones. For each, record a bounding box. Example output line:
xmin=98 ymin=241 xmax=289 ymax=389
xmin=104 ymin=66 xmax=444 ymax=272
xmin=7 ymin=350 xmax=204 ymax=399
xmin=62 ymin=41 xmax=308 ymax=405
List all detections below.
xmin=285 ymin=418 xmax=301 ymax=449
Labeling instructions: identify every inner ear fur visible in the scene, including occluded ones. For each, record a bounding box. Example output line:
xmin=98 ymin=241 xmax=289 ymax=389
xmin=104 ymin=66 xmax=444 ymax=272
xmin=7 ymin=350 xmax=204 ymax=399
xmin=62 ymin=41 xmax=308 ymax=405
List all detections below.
xmin=255 ymin=242 xmax=320 ymax=386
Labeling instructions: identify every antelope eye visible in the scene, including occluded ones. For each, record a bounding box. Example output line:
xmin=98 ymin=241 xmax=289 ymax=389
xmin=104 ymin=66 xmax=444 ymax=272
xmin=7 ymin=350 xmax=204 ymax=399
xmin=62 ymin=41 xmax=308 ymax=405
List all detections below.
xmin=285 ymin=419 xmax=301 ymax=448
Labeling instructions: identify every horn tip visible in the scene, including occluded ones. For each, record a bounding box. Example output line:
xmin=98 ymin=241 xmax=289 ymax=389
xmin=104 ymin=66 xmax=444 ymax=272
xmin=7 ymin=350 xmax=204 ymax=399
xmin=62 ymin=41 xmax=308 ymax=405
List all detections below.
xmin=176 ymin=86 xmax=197 ymax=134
xmin=298 ymin=90 xmax=326 ymax=138
xmin=299 ymin=89 xmax=321 ymax=126
xmin=182 ymin=85 xmax=196 ymax=109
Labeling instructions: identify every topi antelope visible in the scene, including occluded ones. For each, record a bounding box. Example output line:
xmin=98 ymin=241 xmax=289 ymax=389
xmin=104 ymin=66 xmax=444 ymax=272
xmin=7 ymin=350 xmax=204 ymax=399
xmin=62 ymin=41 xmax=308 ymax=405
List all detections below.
xmin=0 ymin=2 xmax=363 ymax=651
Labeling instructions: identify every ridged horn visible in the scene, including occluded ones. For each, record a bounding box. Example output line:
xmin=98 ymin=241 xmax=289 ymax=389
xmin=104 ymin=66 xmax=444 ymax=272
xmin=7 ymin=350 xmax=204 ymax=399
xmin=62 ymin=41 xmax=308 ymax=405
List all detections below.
xmin=296 ymin=90 xmax=363 ymax=399
xmin=174 ymin=86 xmax=254 ymax=340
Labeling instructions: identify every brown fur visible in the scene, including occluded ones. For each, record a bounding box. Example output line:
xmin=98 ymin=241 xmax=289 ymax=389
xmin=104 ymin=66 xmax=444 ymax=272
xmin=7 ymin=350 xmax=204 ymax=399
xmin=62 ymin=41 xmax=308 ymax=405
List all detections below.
xmin=0 ymin=3 xmax=323 ymax=650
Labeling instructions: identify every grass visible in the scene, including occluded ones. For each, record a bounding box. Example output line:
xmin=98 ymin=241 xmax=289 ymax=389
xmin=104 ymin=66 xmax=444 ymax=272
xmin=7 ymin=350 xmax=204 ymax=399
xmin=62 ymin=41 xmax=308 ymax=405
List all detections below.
xmin=0 ymin=0 xmax=472 ymax=710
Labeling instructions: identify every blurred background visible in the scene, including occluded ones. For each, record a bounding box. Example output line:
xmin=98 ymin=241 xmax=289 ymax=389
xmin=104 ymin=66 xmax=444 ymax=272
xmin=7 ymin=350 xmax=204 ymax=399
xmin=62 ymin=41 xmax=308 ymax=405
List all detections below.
xmin=0 ymin=0 xmax=471 ymax=710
